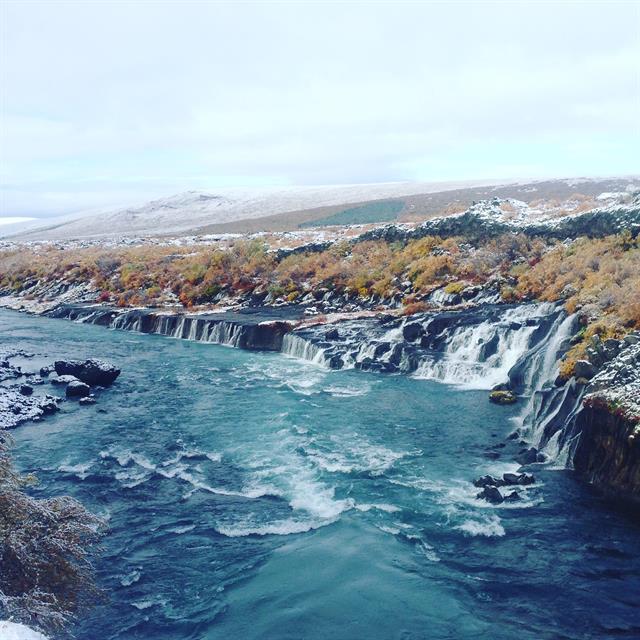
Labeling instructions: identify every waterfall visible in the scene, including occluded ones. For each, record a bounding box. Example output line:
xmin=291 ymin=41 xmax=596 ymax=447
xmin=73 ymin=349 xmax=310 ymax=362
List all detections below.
xmin=515 ymin=314 xmax=577 ymax=450
xmin=206 ymin=321 xmax=244 ymax=348
xmin=281 ymin=334 xmax=329 ymax=366
xmin=52 ymin=306 xmax=273 ymax=350
xmin=412 ymin=306 xmax=548 ymax=390
xmin=43 ymin=299 xmax=588 ymax=470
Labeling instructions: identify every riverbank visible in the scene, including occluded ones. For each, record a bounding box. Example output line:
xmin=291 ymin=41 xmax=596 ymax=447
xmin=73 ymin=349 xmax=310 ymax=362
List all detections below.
xmin=3 ymin=307 xmax=640 ymax=640
xmin=3 ymin=291 xmax=640 ymax=506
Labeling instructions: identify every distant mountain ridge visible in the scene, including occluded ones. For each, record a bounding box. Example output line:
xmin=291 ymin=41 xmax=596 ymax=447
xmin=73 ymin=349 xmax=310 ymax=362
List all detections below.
xmin=4 ymin=177 xmax=638 ymax=241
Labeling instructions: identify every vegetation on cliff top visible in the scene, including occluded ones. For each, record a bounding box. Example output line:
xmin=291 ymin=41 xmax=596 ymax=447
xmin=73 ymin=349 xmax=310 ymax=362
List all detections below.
xmin=1 ymin=231 xmax=639 ymax=376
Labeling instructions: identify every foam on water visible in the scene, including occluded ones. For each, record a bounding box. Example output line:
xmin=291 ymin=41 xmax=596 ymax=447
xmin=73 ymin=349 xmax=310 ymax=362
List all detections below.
xmin=120 ymin=569 xmax=142 ymax=587
xmin=355 ymin=503 xmax=401 ymax=513
xmin=215 ymin=516 xmax=339 ymax=538
xmin=6 ymin=307 xmax=640 ymax=640
xmin=301 ymin=439 xmax=408 ymax=477
xmin=57 ymin=460 xmax=94 ymax=479
xmin=456 ymin=515 xmax=506 ymax=538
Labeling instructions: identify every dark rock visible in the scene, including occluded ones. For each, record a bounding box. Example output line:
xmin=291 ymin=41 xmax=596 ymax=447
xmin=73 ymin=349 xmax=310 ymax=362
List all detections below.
xmin=402 ymin=322 xmax=424 ymax=342
xmin=40 ymin=397 xmax=59 ymax=414
xmin=39 ymin=365 xmax=54 ymax=377
xmin=503 ymin=472 xmax=534 ymax=486
xmin=325 ymin=328 xmax=340 ymax=341
xmin=491 ymin=382 xmax=511 ymax=392
xmin=503 ymin=491 xmax=521 ymax=502
xmin=478 ymin=333 xmax=500 ymax=360
xmin=327 ymin=354 xmax=344 ymax=370
xmin=373 ymin=342 xmax=391 ymax=358
xmin=50 ymin=374 xmax=79 ymax=385
xmin=55 ymin=359 xmax=121 ymax=386
xmin=19 ymin=384 xmax=33 ymax=396
xmin=554 ymin=374 xmax=567 ymax=387
xmin=603 ymin=338 xmax=621 ymax=353
xmin=387 ymin=344 xmax=404 ymax=366
xmin=476 ymin=486 xmax=503 ymax=504
xmin=66 ymin=380 xmax=91 ymax=398
xmin=489 ymin=390 xmax=517 ymax=404
xmin=516 ymin=447 xmax=538 ymax=465
xmin=573 ymin=359 xmax=596 ymax=379
xmin=79 ymin=396 xmax=97 ymax=406
xmin=473 ymin=475 xmax=504 ymax=488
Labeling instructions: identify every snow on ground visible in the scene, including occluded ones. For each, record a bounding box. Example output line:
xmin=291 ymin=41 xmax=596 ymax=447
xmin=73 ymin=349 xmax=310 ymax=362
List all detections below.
xmin=2 ymin=180 xmax=503 ymax=241
xmin=0 ymin=621 xmax=49 ymax=640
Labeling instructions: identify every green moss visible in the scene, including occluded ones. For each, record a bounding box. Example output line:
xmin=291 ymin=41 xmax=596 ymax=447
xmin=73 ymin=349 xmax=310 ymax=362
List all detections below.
xmin=300 ymin=200 xmax=405 ymax=228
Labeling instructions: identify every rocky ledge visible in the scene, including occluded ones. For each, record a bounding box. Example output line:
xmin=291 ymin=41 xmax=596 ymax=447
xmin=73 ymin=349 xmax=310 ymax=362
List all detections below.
xmin=572 ymin=339 xmax=640 ymax=503
xmin=1 ymin=351 xmax=121 ymax=429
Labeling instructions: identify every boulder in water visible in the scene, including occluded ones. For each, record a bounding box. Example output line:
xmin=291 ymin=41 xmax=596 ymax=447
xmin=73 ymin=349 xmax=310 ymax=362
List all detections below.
xmin=476 ymin=486 xmax=503 ymax=504
xmin=19 ymin=384 xmax=33 ymax=396
xmin=473 ymin=474 xmax=504 ymax=488
xmin=503 ymin=491 xmax=522 ymax=502
xmin=66 ymin=380 xmax=91 ymax=398
xmin=503 ymin=472 xmax=534 ymax=486
xmin=54 ymin=359 xmax=120 ymax=386
xmin=516 ymin=447 xmax=539 ymax=465
xmin=489 ymin=390 xmax=517 ymax=404
xmin=79 ymin=396 xmax=97 ymax=405
xmin=50 ymin=374 xmax=80 ymax=385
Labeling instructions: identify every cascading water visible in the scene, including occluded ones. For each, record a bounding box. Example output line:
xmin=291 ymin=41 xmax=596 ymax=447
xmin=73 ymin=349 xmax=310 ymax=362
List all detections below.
xmin=46 ymin=305 xmax=290 ymax=351
xmin=281 ymin=334 xmax=329 ymax=365
xmin=47 ymin=301 xmax=582 ymax=467
xmin=412 ymin=304 xmax=561 ymax=390
xmin=413 ymin=321 xmax=537 ymax=389
xmin=514 ymin=313 xmax=581 ymax=462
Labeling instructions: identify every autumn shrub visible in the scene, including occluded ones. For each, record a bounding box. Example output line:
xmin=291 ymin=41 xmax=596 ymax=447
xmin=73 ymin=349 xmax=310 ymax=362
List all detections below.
xmin=444 ymin=281 xmax=466 ymax=295
xmin=0 ymin=435 xmax=105 ymax=633
xmin=401 ymin=301 xmax=429 ymax=315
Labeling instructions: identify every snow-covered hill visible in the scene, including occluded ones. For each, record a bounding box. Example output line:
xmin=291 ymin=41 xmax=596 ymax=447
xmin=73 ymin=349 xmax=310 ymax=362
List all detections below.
xmin=2 ymin=180 xmax=502 ymax=241
xmin=4 ymin=177 xmax=638 ymax=242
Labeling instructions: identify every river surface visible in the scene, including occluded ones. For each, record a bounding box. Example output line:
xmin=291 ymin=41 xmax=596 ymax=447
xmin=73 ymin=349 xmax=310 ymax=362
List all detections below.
xmin=2 ymin=309 xmax=640 ymax=639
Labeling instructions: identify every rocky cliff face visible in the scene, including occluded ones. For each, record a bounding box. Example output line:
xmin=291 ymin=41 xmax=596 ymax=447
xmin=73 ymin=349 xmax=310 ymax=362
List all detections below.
xmin=359 ymin=194 xmax=640 ymax=244
xmin=572 ymin=340 xmax=640 ymax=502
xmin=44 ymin=304 xmax=298 ymax=352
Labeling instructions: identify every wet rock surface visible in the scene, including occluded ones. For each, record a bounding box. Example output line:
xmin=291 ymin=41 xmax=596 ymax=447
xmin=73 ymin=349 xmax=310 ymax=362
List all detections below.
xmin=1 ymin=349 xmax=121 ymax=429
xmin=571 ymin=340 xmax=640 ymax=502
xmin=54 ymin=359 xmax=121 ymax=386
xmin=489 ymin=390 xmax=517 ymax=405
xmin=66 ymin=380 xmax=91 ymax=398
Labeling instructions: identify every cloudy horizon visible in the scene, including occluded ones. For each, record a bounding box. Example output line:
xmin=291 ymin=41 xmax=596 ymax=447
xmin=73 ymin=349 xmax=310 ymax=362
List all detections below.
xmin=1 ymin=1 xmax=639 ymax=219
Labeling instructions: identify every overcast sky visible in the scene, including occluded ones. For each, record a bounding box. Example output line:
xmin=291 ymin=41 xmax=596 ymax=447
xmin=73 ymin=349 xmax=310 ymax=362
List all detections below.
xmin=1 ymin=1 xmax=639 ymax=218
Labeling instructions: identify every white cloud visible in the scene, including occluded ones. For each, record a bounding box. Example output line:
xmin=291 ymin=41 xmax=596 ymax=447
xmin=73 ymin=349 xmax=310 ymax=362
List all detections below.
xmin=1 ymin=1 xmax=638 ymax=215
